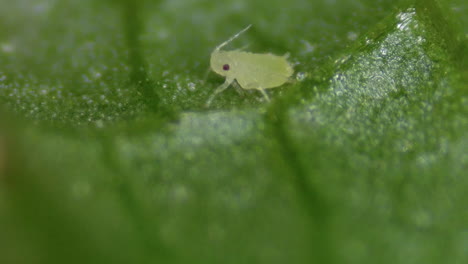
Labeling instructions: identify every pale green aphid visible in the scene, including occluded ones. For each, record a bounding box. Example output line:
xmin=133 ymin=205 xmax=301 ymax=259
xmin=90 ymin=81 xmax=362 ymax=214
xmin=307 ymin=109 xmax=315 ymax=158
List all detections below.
xmin=206 ymin=25 xmax=294 ymax=106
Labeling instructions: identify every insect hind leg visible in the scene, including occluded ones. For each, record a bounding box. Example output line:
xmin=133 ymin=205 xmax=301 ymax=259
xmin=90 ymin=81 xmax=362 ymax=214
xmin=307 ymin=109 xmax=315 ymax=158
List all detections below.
xmin=259 ymin=89 xmax=270 ymax=102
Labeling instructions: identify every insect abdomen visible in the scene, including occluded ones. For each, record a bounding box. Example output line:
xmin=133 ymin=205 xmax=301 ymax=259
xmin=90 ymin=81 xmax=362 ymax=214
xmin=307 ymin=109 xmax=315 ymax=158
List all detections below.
xmin=231 ymin=52 xmax=293 ymax=89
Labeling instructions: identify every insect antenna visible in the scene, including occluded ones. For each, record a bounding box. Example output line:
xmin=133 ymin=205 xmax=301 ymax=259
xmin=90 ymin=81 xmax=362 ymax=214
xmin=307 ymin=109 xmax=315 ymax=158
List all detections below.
xmin=214 ymin=24 xmax=252 ymax=52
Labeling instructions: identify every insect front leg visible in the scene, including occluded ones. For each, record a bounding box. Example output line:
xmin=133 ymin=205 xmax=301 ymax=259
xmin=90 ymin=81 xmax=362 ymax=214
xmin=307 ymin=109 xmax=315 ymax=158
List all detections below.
xmin=205 ymin=77 xmax=234 ymax=107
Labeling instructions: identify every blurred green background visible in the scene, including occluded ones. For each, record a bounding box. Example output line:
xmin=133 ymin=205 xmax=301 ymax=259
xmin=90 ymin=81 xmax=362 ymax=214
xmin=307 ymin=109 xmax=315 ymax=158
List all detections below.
xmin=0 ymin=0 xmax=466 ymax=263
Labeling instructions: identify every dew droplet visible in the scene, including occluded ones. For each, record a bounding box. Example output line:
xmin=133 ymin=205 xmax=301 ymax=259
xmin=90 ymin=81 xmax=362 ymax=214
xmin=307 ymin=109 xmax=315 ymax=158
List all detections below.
xmin=187 ymin=82 xmax=196 ymax=91
xmin=296 ymin=72 xmax=307 ymax=81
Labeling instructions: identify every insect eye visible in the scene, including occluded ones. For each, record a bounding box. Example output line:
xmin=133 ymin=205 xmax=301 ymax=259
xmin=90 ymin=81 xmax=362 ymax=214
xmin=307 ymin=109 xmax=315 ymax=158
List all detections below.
xmin=223 ymin=64 xmax=230 ymax=71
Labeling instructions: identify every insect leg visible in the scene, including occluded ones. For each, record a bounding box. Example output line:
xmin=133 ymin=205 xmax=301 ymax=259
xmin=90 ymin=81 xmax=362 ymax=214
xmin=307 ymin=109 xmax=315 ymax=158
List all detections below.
xmin=202 ymin=66 xmax=211 ymax=84
xmin=232 ymin=81 xmax=246 ymax=96
xmin=205 ymin=78 xmax=234 ymax=107
xmin=259 ymin=89 xmax=270 ymax=102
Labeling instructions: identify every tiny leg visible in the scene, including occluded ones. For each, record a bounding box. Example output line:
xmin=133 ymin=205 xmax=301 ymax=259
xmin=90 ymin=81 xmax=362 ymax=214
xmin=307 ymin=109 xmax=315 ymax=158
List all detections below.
xmin=259 ymin=89 xmax=270 ymax=102
xmin=206 ymin=78 xmax=234 ymax=107
xmin=202 ymin=67 xmax=211 ymax=83
xmin=232 ymin=81 xmax=246 ymax=96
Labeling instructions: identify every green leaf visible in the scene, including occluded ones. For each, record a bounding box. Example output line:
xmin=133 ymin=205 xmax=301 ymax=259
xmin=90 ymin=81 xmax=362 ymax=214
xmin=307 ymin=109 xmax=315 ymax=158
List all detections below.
xmin=1 ymin=0 xmax=466 ymax=263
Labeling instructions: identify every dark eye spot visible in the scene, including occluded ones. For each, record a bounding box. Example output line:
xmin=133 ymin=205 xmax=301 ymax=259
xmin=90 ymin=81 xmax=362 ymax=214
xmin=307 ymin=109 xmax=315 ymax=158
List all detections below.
xmin=223 ymin=64 xmax=230 ymax=71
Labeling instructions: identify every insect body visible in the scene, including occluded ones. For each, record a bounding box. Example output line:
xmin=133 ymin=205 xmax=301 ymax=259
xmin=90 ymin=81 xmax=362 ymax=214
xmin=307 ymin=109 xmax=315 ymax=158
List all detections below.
xmin=207 ymin=25 xmax=293 ymax=106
